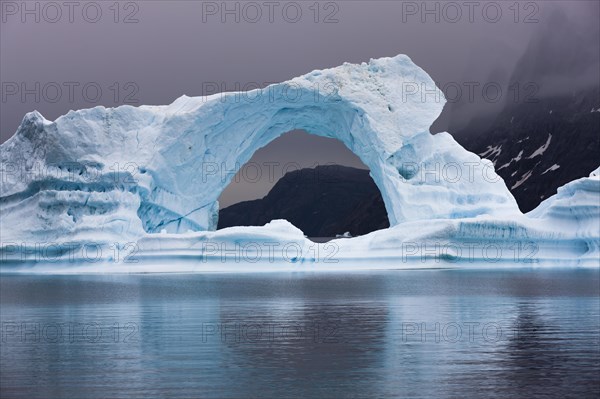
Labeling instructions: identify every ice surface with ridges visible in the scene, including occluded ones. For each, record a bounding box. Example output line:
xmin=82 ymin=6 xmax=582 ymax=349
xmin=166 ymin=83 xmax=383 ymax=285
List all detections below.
xmin=0 ymin=55 xmax=598 ymax=269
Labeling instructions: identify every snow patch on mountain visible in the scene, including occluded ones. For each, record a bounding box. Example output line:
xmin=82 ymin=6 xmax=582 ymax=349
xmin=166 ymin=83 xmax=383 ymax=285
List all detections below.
xmin=542 ymin=164 xmax=561 ymax=174
xmin=479 ymin=145 xmax=502 ymax=161
xmin=511 ymin=170 xmax=533 ymax=190
xmin=498 ymin=150 xmax=524 ymax=170
xmin=527 ymin=134 xmax=552 ymax=159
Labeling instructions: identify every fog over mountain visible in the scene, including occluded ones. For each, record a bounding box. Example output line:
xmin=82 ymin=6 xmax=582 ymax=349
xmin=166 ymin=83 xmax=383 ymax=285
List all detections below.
xmin=448 ymin=7 xmax=600 ymax=212
xmin=434 ymin=5 xmax=600 ymax=136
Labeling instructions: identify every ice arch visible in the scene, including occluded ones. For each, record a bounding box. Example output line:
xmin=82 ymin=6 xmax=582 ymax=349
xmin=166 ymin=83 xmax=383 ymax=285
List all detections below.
xmin=0 ymin=55 xmax=519 ymax=237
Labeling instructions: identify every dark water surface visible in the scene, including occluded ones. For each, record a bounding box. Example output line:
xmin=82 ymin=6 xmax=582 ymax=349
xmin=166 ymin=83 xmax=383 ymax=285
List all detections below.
xmin=1 ymin=269 xmax=599 ymax=398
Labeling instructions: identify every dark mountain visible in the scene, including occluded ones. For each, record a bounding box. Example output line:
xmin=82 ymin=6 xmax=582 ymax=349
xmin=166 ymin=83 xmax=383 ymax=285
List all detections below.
xmin=450 ymin=8 xmax=599 ymax=212
xmin=218 ymin=165 xmax=389 ymax=237
xmin=454 ymin=88 xmax=599 ymax=212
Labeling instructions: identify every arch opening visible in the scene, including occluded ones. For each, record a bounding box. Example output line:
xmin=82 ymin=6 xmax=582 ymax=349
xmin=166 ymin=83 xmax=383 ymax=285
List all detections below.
xmin=216 ymin=130 xmax=390 ymax=240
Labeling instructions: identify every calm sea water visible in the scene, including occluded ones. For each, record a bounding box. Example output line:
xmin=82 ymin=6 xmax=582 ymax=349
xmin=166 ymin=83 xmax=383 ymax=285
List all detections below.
xmin=1 ymin=269 xmax=599 ymax=398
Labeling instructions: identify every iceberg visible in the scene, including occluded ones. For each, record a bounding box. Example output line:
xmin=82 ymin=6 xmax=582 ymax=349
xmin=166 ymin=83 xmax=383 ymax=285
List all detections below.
xmin=0 ymin=55 xmax=598 ymax=271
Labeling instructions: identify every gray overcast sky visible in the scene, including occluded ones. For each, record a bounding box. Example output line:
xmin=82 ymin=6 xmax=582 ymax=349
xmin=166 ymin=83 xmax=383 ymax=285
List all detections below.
xmin=1 ymin=0 xmax=598 ymax=205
